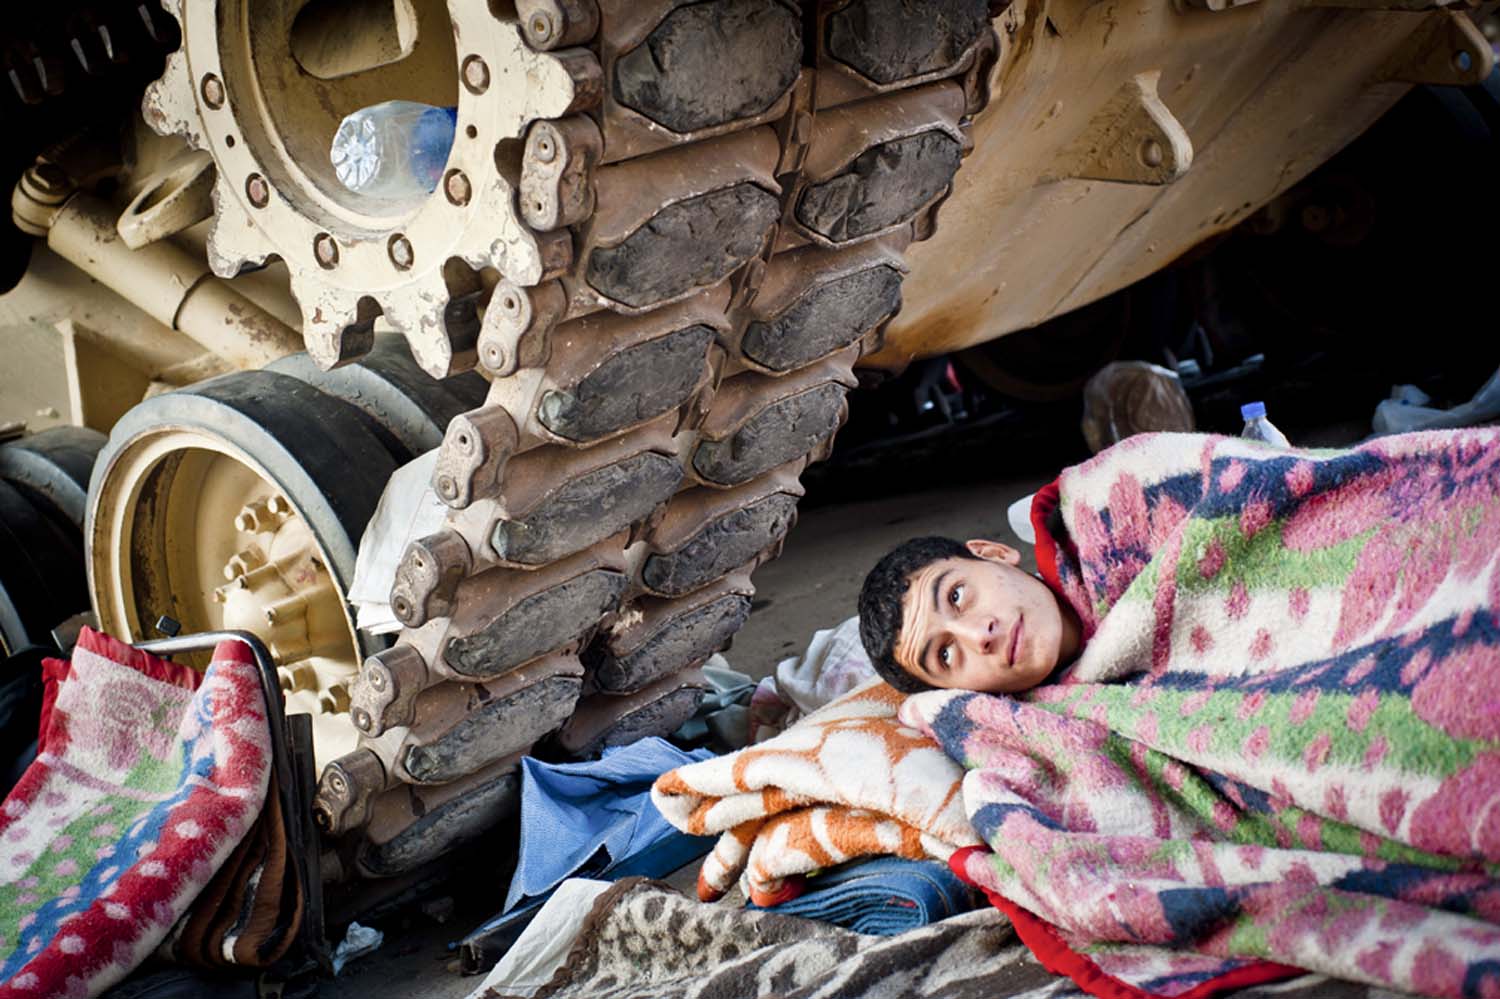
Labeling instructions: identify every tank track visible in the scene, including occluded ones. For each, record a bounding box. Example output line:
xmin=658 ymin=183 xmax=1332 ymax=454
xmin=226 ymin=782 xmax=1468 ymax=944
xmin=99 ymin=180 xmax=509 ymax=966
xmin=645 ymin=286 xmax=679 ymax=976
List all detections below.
xmin=155 ymin=0 xmax=998 ymax=880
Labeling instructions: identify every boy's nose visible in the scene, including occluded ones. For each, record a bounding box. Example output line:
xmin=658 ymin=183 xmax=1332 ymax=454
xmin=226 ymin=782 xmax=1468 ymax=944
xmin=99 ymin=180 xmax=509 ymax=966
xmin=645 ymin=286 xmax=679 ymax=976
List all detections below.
xmin=964 ymin=617 xmax=1000 ymax=656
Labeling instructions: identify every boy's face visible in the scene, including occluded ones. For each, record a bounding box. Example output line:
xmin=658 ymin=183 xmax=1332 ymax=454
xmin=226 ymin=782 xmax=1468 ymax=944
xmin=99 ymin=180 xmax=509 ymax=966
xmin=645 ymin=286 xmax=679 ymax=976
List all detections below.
xmin=893 ymin=539 xmax=1076 ymax=694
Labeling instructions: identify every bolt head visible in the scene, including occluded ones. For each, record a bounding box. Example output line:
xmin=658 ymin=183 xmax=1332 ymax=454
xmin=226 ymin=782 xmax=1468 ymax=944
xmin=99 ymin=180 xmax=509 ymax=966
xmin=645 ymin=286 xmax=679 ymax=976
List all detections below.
xmin=462 ymin=55 xmax=490 ymax=94
xmin=481 ymin=340 xmax=506 ymax=371
xmin=329 ymin=774 xmax=347 ymax=795
xmin=444 ymin=169 xmax=472 ymax=206
xmin=368 ymin=668 xmax=387 ymax=691
xmin=533 ymin=129 xmax=558 ymax=164
xmin=314 ymin=232 xmax=339 ymax=268
xmin=437 ymin=476 xmax=458 ymax=500
xmin=246 ymin=173 xmax=269 ymax=208
xmin=389 ymin=234 xmax=414 ymax=270
xmin=201 ymin=74 xmax=225 ymax=110
xmin=353 ymin=708 xmax=372 ymax=732
xmin=529 ymin=12 xmax=556 ymax=45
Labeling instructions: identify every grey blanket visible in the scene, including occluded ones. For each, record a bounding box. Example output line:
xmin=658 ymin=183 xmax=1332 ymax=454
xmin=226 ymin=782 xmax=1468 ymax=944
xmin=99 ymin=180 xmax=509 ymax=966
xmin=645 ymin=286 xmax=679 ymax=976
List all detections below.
xmin=488 ymin=880 xmax=1412 ymax=999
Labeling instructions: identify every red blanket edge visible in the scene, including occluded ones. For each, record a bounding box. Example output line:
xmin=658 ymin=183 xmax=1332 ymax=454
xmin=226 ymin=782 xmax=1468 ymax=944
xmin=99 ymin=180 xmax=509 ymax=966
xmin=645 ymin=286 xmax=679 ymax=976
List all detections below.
xmin=1030 ymin=479 xmax=1064 ymax=594
xmin=947 ymin=846 xmax=1304 ymax=999
xmin=35 ymin=629 xmax=253 ymax=755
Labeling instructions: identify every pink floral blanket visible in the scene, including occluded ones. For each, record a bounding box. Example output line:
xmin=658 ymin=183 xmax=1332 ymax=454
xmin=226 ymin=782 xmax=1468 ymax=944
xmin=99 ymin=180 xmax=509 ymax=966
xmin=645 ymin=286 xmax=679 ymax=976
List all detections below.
xmin=0 ymin=630 xmax=269 ymax=998
xmin=901 ymin=429 xmax=1500 ymax=998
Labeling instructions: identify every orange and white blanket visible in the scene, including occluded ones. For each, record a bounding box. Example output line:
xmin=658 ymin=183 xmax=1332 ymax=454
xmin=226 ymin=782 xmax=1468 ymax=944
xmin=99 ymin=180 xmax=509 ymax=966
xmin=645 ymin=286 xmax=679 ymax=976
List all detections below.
xmin=651 ymin=680 xmax=980 ymax=906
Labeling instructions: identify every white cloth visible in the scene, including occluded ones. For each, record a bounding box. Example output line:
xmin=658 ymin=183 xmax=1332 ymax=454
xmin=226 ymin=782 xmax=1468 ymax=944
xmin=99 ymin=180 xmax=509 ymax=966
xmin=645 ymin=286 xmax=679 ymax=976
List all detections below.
xmin=466 ymin=879 xmax=613 ymax=999
xmin=750 ymin=615 xmax=875 ymax=742
xmin=1006 ymin=492 xmax=1037 ymax=545
xmin=348 ymin=448 xmax=449 ymax=635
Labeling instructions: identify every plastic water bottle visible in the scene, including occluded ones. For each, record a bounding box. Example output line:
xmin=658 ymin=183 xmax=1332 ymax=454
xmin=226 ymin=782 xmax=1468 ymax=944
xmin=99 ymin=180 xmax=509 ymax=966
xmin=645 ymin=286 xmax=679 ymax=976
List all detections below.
xmin=330 ymin=101 xmax=457 ymax=200
xmin=1239 ymin=401 xmax=1291 ymax=447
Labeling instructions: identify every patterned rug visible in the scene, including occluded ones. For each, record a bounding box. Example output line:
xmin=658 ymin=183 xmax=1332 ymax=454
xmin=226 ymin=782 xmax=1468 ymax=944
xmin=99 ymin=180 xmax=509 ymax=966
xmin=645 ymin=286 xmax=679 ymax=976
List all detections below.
xmin=490 ymin=878 xmax=1421 ymax=999
xmin=0 ymin=629 xmax=270 ymax=998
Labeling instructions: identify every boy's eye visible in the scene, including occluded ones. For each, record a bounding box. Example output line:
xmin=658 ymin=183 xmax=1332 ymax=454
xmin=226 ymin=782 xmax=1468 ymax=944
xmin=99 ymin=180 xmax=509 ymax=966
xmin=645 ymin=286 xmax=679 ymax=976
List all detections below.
xmin=939 ymin=644 xmax=953 ymax=668
xmin=948 ymin=583 xmax=964 ymax=607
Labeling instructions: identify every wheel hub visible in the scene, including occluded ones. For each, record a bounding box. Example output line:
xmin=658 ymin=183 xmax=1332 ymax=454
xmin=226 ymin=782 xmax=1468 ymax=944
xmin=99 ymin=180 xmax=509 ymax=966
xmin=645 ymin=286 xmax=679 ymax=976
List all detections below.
xmin=88 ymin=428 xmax=365 ymax=770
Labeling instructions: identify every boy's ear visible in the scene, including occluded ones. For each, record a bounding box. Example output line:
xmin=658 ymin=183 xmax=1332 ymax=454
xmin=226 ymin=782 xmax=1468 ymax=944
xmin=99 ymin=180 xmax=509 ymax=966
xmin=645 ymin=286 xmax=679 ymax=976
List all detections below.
xmin=966 ymin=538 xmax=1022 ymax=566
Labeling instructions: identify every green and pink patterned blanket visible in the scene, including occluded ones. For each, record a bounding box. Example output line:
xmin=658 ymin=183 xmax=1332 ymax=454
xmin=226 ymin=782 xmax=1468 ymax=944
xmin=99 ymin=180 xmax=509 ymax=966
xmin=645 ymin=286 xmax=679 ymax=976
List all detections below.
xmin=0 ymin=629 xmax=270 ymax=998
xmin=900 ymin=429 xmax=1500 ymax=999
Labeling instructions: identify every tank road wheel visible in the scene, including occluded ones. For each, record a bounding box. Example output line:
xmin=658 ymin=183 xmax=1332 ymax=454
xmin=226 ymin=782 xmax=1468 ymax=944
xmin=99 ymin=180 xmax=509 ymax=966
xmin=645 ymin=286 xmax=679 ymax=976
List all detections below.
xmin=0 ymin=428 xmax=106 ymax=653
xmin=268 ymin=333 xmax=489 ymax=461
xmin=85 ymin=372 xmax=399 ymax=770
xmin=144 ymin=0 xmax=999 ymax=877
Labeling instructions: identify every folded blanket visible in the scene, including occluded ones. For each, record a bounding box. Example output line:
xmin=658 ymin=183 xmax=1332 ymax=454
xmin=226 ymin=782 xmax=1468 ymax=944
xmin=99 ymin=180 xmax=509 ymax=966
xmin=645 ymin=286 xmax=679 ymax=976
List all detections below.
xmin=746 ymin=856 xmax=979 ymax=935
xmin=903 ymin=428 xmax=1500 ymax=999
xmin=652 ymin=680 xmax=980 ymax=906
xmin=0 ymin=628 xmax=270 ymax=998
xmin=159 ymin=772 xmax=301 ymax=971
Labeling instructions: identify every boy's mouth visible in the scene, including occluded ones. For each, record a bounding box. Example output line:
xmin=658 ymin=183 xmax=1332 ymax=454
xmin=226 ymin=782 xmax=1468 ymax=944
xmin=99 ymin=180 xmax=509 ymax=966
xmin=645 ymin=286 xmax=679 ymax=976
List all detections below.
xmin=1007 ymin=615 xmax=1023 ymax=666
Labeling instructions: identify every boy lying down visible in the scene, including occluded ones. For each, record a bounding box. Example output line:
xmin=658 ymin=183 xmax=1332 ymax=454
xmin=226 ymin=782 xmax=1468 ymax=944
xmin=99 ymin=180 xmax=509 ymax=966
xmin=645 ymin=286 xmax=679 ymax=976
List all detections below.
xmin=656 ymin=428 xmax=1500 ymax=999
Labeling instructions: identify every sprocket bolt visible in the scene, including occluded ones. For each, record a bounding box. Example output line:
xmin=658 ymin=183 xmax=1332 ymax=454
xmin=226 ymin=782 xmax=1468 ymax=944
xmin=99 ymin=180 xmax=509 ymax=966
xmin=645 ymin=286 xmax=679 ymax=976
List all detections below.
xmin=246 ymin=174 xmax=269 ymax=208
xmin=314 ymin=233 xmax=339 ymax=269
xmin=201 ymin=74 xmax=225 ymax=110
xmin=462 ymin=55 xmax=490 ymax=94
xmin=389 ymin=234 xmax=415 ymax=270
xmin=444 ymin=169 xmax=472 ymax=206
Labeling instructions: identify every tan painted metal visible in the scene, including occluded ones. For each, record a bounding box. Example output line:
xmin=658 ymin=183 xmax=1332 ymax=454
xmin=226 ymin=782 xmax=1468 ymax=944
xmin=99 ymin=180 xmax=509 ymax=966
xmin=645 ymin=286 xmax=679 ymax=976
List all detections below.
xmin=87 ymin=427 xmax=364 ymax=772
xmin=45 ymin=196 xmax=302 ymax=369
xmin=12 ymin=162 xmax=303 ymax=372
xmin=870 ymin=1 xmax=1493 ymax=370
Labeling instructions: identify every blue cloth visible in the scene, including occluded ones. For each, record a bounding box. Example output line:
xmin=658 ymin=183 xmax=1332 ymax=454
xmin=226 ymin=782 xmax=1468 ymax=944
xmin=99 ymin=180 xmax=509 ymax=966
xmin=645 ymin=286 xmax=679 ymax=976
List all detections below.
xmin=748 ymin=857 xmax=979 ymax=935
xmin=504 ymin=737 xmax=712 ymax=912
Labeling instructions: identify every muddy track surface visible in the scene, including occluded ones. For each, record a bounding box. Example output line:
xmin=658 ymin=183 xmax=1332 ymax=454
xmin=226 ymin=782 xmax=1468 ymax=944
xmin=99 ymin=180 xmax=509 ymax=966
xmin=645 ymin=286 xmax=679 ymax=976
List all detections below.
xmin=158 ymin=0 xmax=999 ymax=880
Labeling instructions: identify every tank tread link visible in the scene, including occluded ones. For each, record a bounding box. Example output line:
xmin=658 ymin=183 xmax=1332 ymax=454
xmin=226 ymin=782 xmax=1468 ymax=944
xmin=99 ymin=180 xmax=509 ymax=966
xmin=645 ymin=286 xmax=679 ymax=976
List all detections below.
xmin=147 ymin=0 xmax=999 ymax=880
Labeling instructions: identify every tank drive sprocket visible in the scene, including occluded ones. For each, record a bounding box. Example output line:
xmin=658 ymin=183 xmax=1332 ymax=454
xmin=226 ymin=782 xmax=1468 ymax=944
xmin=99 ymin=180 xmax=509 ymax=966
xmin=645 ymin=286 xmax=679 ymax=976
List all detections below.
xmin=142 ymin=0 xmax=598 ymax=376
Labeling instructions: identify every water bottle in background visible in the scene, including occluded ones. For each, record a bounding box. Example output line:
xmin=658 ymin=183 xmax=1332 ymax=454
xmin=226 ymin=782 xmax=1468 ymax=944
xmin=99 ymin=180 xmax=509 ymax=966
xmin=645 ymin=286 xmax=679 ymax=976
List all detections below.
xmin=1239 ymin=401 xmax=1291 ymax=447
xmin=330 ymin=101 xmax=458 ymax=200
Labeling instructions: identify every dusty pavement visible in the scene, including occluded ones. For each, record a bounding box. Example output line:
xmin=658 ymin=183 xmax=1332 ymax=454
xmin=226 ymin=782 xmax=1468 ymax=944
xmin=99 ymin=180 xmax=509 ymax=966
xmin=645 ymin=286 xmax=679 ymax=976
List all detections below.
xmin=322 ymin=466 xmax=1050 ymax=998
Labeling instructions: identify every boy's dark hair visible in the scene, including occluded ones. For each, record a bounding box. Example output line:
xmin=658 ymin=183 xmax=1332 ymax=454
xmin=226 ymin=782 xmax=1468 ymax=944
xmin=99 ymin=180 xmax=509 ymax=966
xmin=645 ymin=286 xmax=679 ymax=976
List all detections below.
xmin=858 ymin=536 xmax=979 ymax=694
